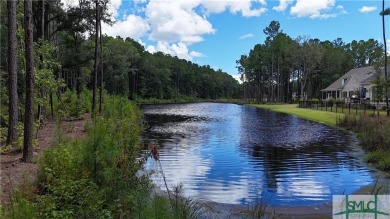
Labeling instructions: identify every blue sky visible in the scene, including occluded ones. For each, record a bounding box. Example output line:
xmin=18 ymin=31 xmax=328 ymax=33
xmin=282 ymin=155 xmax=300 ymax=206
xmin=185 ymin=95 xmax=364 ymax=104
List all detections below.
xmin=60 ymin=0 xmax=390 ymax=79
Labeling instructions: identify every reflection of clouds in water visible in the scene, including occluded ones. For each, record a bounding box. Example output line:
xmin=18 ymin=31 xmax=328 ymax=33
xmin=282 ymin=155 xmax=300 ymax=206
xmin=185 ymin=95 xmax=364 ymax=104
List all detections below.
xmin=143 ymin=103 xmax=375 ymax=206
xmin=147 ymin=153 xmax=255 ymax=204
xmin=195 ymin=178 xmax=254 ymax=204
xmin=146 ymin=142 xmax=212 ymax=193
xmin=276 ymin=177 xmax=330 ymax=199
xmin=145 ymin=140 xmax=259 ymax=204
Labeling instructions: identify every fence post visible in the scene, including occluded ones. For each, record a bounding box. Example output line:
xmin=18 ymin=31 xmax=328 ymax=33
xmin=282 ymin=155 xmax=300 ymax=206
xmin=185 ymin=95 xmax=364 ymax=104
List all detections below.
xmin=355 ymin=103 xmax=358 ymax=115
xmin=364 ymin=103 xmax=366 ymax=115
xmin=349 ymin=103 xmax=351 ymax=114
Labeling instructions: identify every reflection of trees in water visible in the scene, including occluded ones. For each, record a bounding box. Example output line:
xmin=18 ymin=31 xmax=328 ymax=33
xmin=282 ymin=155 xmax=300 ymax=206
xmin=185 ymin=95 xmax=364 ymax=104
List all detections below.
xmin=141 ymin=103 xmax=370 ymax=204
xmin=238 ymin=107 xmax=364 ymax=191
xmin=241 ymin=135 xmax=364 ymax=191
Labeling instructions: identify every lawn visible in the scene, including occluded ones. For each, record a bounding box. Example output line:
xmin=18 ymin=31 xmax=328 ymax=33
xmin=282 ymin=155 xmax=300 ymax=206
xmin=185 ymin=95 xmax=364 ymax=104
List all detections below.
xmin=248 ymin=104 xmax=344 ymax=127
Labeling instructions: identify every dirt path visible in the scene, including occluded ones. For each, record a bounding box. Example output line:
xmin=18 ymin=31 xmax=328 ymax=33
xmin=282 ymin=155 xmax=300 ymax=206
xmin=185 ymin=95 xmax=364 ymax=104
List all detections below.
xmin=0 ymin=114 xmax=90 ymax=205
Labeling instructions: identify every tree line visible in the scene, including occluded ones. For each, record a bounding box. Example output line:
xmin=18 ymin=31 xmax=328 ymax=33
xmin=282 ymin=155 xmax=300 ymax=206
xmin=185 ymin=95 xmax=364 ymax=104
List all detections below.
xmin=236 ymin=20 xmax=388 ymax=103
xmin=0 ymin=0 xmax=240 ymax=161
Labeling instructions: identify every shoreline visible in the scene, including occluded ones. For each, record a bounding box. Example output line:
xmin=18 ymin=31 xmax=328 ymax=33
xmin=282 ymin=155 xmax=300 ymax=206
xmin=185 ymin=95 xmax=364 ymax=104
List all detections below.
xmin=142 ymin=103 xmax=389 ymax=218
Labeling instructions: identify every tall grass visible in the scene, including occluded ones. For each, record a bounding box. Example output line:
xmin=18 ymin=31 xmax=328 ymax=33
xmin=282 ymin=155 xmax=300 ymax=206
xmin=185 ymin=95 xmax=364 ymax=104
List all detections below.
xmin=1 ymin=95 xmax=153 ymax=218
xmin=337 ymin=115 xmax=390 ymax=171
xmin=1 ymin=94 xmax=215 ymax=218
xmin=337 ymin=115 xmax=390 ymax=151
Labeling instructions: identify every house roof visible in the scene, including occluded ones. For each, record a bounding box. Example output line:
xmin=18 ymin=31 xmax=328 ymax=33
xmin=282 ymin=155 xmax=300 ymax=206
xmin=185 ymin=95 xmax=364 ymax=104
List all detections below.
xmin=360 ymin=67 xmax=386 ymax=85
xmin=321 ymin=66 xmax=376 ymax=92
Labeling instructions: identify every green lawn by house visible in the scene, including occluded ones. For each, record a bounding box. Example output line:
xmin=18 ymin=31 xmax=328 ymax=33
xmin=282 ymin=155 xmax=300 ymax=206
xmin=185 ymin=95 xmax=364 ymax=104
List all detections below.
xmin=248 ymin=104 xmax=344 ymax=127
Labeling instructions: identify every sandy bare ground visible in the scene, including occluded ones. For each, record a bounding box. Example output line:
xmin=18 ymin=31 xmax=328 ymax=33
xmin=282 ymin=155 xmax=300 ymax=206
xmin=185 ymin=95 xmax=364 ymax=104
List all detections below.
xmin=0 ymin=114 xmax=90 ymax=205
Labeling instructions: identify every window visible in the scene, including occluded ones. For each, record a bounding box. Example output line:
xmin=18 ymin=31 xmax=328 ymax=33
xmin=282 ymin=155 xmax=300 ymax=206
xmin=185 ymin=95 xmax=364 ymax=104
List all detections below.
xmin=343 ymin=92 xmax=347 ymax=98
xmin=342 ymin=78 xmax=347 ymax=85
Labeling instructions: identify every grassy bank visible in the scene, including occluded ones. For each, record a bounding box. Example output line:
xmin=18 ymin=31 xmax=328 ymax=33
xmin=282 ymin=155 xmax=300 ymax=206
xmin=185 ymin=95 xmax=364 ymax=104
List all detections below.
xmin=1 ymin=95 xmax=273 ymax=218
xmin=0 ymin=95 xmax=209 ymax=218
xmin=251 ymin=103 xmax=390 ymax=172
xmin=338 ymin=115 xmax=390 ymax=171
xmin=249 ymin=104 xmax=343 ymax=127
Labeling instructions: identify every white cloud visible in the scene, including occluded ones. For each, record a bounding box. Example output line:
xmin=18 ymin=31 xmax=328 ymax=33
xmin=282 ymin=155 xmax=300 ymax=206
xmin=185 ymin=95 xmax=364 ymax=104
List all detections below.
xmin=102 ymin=15 xmax=149 ymax=40
xmin=336 ymin=5 xmax=347 ymax=14
xmin=239 ymin=33 xmax=255 ymax=40
xmin=146 ymin=42 xmax=203 ymax=61
xmin=60 ymin=0 xmax=79 ymax=10
xmin=61 ymin=0 xmax=122 ymax=18
xmin=103 ymin=0 xmax=269 ymax=62
xmin=202 ymin=0 xmax=267 ymax=17
xmin=387 ymin=39 xmax=390 ymax=54
xmin=359 ymin=6 xmax=377 ymax=13
xmin=106 ymin=0 xmax=122 ymax=18
xmin=145 ymin=0 xmax=215 ymax=44
xmin=146 ymin=45 xmax=157 ymax=53
xmin=189 ymin=51 xmax=205 ymax=58
xmin=290 ymin=0 xmax=337 ymax=19
xmin=273 ymin=0 xmax=294 ymax=12
xmin=232 ymin=74 xmax=243 ymax=84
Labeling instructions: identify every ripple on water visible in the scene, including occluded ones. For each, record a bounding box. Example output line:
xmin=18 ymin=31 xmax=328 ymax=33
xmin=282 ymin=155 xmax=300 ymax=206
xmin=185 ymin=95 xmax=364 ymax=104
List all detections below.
xmin=142 ymin=103 xmax=374 ymax=206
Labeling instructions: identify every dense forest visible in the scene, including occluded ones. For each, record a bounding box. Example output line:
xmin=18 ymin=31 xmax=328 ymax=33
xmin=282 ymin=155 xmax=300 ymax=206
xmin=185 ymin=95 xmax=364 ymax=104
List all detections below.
xmin=1 ymin=1 xmax=389 ymax=152
xmin=0 ymin=0 xmax=240 ymax=109
xmin=0 ymin=0 xmax=389 ymax=217
xmin=236 ymin=21 xmax=387 ymax=103
xmin=0 ymin=0 xmax=240 ymax=156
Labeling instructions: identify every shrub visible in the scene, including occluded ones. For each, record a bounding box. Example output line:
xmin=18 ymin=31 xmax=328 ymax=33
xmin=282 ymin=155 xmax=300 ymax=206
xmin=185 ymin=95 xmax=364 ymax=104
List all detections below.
xmin=35 ymin=95 xmax=151 ymax=218
xmin=2 ymin=190 xmax=38 ymax=219
xmin=56 ymin=89 xmax=92 ymax=118
xmin=327 ymin=97 xmax=335 ymax=107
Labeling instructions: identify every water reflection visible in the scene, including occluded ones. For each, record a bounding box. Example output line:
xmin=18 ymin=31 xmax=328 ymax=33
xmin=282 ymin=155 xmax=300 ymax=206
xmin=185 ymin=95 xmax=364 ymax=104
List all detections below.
xmin=142 ymin=103 xmax=374 ymax=206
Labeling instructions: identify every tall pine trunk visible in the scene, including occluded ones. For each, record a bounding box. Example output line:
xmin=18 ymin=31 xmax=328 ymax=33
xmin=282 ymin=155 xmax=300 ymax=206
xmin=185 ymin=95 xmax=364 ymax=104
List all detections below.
xmin=99 ymin=10 xmax=103 ymax=115
xmin=22 ymin=0 xmax=35 ymax=163
xmin=37 ymin=0 xmax=45 ymax=136
xmin=7 ymin=0 xmax=18 ymax=145
xmin=382 ymin=0 xmax=389 ymax=116
xmin=92 ymin=0 xmax=99 ymax=115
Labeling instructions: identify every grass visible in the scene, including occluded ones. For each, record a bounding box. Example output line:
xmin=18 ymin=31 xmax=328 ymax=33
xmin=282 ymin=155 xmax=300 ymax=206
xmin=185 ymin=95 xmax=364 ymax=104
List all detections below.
xmin=254 ymin=103 xmax=390 ymax=172
xmin=366 ymin=151 xmax=390 ymax=171
xmin=249 ymin=104 xmax=343 ymax=127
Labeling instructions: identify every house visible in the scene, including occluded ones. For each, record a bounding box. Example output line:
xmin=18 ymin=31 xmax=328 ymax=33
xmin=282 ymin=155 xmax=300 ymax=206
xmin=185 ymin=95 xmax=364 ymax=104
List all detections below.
xmin=321 ymin=66 xmax=387 ymax=104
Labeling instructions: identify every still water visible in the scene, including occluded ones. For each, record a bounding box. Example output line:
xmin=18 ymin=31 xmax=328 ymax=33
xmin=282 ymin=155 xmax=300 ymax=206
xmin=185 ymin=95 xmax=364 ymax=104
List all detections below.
xmin=142 ymin=103 xmax=374 ymax=206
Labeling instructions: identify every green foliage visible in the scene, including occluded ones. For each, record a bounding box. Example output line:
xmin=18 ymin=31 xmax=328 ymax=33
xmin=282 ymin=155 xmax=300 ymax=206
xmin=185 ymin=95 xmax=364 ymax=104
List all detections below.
xmin=2 ymin=190 xmax=38 ymax=219
xmin=327 ymin=97 xmax=335 ymax=107
xmin=339 ymin=115 xmax=390 ymax=171
xmin=237 ymin=21 xmax=384 ymax=102
xmin=244 ymin=196 xmax=271 ymax=219
xmin=170 ymin=184 xmax=206 ymax=219
xmin=366 ymin=151 xmax=390 ymax=171
xmin=56 ymin=89 xmax=91 ymax=118
xmin=0 ymin=122 xmax=38 ymax=153
xmin=37 ymin=141 xmax=105 ymax=218
xmin=139 ymin=185 xmax=206 ymax=219
xmin=33 ymin=95 xmax=151 ymax=218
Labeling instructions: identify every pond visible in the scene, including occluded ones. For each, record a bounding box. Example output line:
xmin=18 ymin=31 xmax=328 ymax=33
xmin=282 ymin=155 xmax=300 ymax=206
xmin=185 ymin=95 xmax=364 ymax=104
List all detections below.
xmin=142 ymin=102 xmax=375 ymax=206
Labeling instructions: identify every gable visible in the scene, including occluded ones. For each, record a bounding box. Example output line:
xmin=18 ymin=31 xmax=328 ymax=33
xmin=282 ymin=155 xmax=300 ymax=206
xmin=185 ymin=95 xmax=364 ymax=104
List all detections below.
xmin=321 ymin=66 xmax=376 ymax=92
xmin=342 ymin=77 xmax=359 ymax=91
